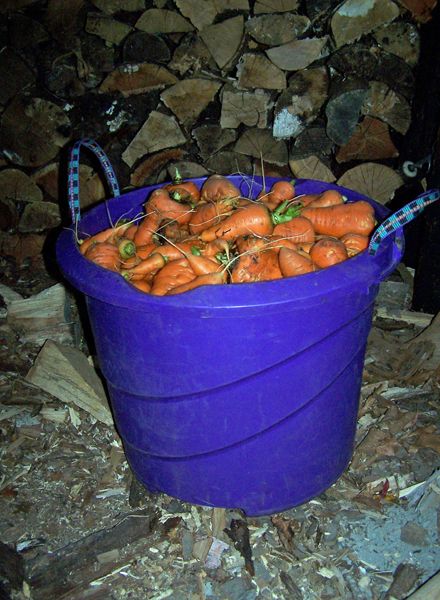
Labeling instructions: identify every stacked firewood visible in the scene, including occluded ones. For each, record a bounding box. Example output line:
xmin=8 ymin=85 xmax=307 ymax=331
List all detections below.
xmin=0 ymin=0 xmax=437 ymax=266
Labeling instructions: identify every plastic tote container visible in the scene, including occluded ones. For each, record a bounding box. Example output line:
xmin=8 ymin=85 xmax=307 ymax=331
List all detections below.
xmin=57 ymin=168 xmax=406 ymax=516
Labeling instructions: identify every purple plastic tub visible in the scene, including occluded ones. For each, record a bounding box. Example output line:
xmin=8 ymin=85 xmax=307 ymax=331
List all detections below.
xmin=56 ymin=176 xmax=404 ymax=516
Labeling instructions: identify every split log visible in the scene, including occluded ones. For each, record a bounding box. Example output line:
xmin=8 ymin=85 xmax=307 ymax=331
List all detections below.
xmin=85 ymin=13 xmax=133 ymax=46
xmin=7 ymin=284 xmax=75 ymax=346
xmin=289 ymin=125 xmax=334 ymax=159
xmin=89 ymin=0 xmax=145 ymax=15
xmin=234 ymin=128 xmax=288 ymax=166
xmin=325 ymin=81 xmax=368 ymax=145
xmin=220 ymin=87 xmax=271 ymax=128
xmin=0 ymin=231 xmax=46 ymax=264
xmin=205 ymin=150 xmax=252 ymax=176
xmin=0 ymin=48 xmax=35 ymax=106
xmin=135 ymin=9 xmax=193 ymax=34
xmin=330 ymin=0 xmax=400 ymax=48
xmin=121 ymin=111 xmax=186 ymax=168
xmin=0 ymin=96 xmax=71 ymax=168
xmin=289 ymin=156 xmax=335 ymax=182
xmin=99 ymin=63 xmax=178 ymax=96
xmin=328 ymin=43 xmax=415 ymax=100
xmin=236 ymin=54 xmax=286 ymax=90
xmin=399 ymin=0 xmax=438 ymax=23
xmin=245 ymin=13 xmax=310 ymax=46
xmin=161 ymin=78 xmax=222 ymax=126
xmin=18 ymin=201 xmax=61 ymax=233
xmin=406 ymin=570 xmax=440 ymax=599
xmin=26 ymin=510 xmax=158 ymax=600
xmin=273 ymin=66 xmax=328 ymax=139
xmin=199 ymin=15 xmax=244 ymax=70
xmin=266 ymin=36 xmax=328 ymax=71
xmin=0 ymin=541 xmax=24 ymax=591
xmin=337 ymin=162 xmax=403 ymax=204
xmin=372 ymin=22 xmax=420 ymax=66
xmin=361 ymin=81 xmax=412 ymax=135
xmin=25 ymin=339 xmax=114 ymax=426
xmin=168 ymin=33 xmax=215 ymax=76
xmin=193 ymin=124 xmax=237 ymax=159
xmin=0 ymin=169 xmax=43 ymax=205
xmin=254 ymin=0 xmax=299 ymax=13
xmin=336 ymin=116 xmax=399 ymax=163
xmin=122 ymin=32 xmax=171 ymax=64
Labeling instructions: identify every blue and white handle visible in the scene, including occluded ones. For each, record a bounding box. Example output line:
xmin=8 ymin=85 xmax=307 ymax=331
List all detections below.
xmin=368 ymin=189 xmax=440 ymax=254
xmin=67 ymin=138 xmax=120 ymax=225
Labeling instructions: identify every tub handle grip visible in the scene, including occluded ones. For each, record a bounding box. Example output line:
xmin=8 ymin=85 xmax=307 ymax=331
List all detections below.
xmin=368 ymin=189 xmax=440 ymax=255
xmin=67 ymin=138 xmax=120 ymax=226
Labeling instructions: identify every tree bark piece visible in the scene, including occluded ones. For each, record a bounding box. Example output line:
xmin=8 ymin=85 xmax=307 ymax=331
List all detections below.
xmin=161 ymin=78 xmax=221 ymax=125
xmin=273 ymin=66 xmax=328 ymax=139
xmin=289 ymin=125 xmax=334 ymax=159
xmin=266 ymin=36 xmax=328 ymax=71
xmin=26 ymin=510 xmax=158 ymax=600
xmin=122 ymin=32 xmax=171 ymax=64
xmin=18 ymin=200 xmax=61 ymax=232
xmin=336 ymin=116 xmax=399 ymax=163
xmin=0 ymin=541 xmax=24 ymax=590
xmin=99 ymin=63 xmax=178 ymax=96
xmin=26 ymin=338 xmax=114 ymax=425
xmin=168 ymin=33 xmax=214 ymax=76
xmin=220 ymin=87 xmax=271 ymax=128
xmin=122 ymin=111 xmax=186 ymax=168
xmin=135 ymin=9 xmax=194 ymax=33
xmin=193 ymin=124 xmax=237 ymax=159
xmin=90 ymin=0 xmax=144 ymax=14
xmin=337 ymin=162 xmax=403 ymax=204
xmin=399 ymin=0 xmax=438 ymax=23
xmin=199 ymin=15 xmax=244 ymax=70
xmin=130 ymin=148 xmax=185 ymax=187
xmin=234 ymin=128 xmax=288 ymax=166
xmin=331 ymin=0 xmax=400 ymax=48
xmin=245 ymin=13 xmax=310 ymax=46
xmin=205 ymin=150 xmax=252 ymax=175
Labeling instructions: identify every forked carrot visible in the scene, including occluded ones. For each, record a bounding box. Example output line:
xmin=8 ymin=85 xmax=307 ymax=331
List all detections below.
xmin=339 ymin=232 xmax=369 ymax=256
xmin=200 ymin=203 xmax=273 ymax=242
xmin=301 ymin=201 xmax=375 ymax=237
xmin=167 ymin=271 xmax=227 ymax=295
xmin=310 ymin=238 xmax=348 ymax=268
xmin=84 ymin=241 xmax=121 ymax=272
xmin=231 ymin=248 xmax=282 ymax=283
xmin=257 ymin=180 xmax=296 ymax=210
xmin=122 ymin=253 xmax=166 ymax=281
xmin=200 ymin=174 xmax=241 ymax=202
xmin=300 ymin=189 xmax=345 ymax=208
xmin=273 ymin=216 xmax=315 ymax=243
xmin=278 ymin=247 xmax=315 ymax=277
xmin=149 ymin=258 xmax=196 ymax=296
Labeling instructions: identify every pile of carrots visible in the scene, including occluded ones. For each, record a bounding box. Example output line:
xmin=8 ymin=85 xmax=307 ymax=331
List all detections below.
xmin=77 ymin=174 xmax=377 ymax=295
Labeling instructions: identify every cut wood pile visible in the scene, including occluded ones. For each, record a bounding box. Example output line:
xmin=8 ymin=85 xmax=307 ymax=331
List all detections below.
xmin=0 ymin=0 xmax=438 ymax=268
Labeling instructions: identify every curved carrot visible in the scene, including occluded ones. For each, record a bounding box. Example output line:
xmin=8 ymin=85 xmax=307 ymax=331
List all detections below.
xmin=188 ymin=197 xmax=237 ymax=235
xmin=134 ymin=188 xmax=194 ymax=246
xmin=84 ymin=241 xmax=121 ymax=272
xmin=339 ymin=233 xmax=369 ymax=256
xmin=278 ymin=247 xmax=314 ymax=277
xmin=78 ymin=223 xmax=130 ymax=255
xmin=258 ymin=180 xmax=296 ymax=211
xmin=200 ymin=203 xmax=273 ymax=242
xmin=273 ymin=216 xmax=315 ymax=243
xmin=167 ymin=271 xmax=227 ymax=295
xmin=122 ymin=253 xmax=166 ymax=281
xmin=124 ymin=224 xmax=138 ymax=241
xmin=310 ymin=238 xmax=348 ymax=268
xmin=200 ymin=174 xmax=241 ymax=202
xmin=149 ymin=258 xmax=196 ymax=296
xmin=130 ymin=279 xmax=152 ymax=293
xmin=301 ymin=201 xmax=376 ymax=237
xmin=136 ymin=242 xmax=161 ymax=260
xmin=300 ymin=189 xmax=345 ymax=208
xmin=186 ymin=252 xmax=222 ymax=276
xmin=164 ymin=181 xmax=200 ymax=204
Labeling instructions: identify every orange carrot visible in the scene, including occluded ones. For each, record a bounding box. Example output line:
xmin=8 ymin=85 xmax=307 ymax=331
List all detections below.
xmin=310 ymin=238 xmax=348 ymax=268
xmin=130 ymin=279 xmax=152 ymax=293
xmin=117 ymin=237 xmax=136 ymax=260
xmin=339 ymin=232 xmax=369 ymax=256
xmin=188 ymin=197 xmax=238 ymax=235
xmin=301 ymin=201 xmax=376 ymax=237
xmin=258 ymin=180 xmax=295 ymax=210
xmin=273 ymin=216 xmax=315 ymax=243
xmin=278 ymin=247 xmax=315 ymax=277
xmin=122 ymin=253 xmax=166 ymax=281
xmin=167 ymin=271 xmax=227 ymax=295
xmin=149 ymin=258 xmax=196 ymax=296
xmin=186 ymin=252 xmax=222 ymax=276
xmin=231 ymin=249 xmax=282 ymax=283
xmin=200 ymin=174 xmax=241 ymax=202
xmin=200 ymin=203 xmax=273 ymax=242
xmin=136 ymin=242 xmax=161 ymax=260
xmin=124 ymin=224 xmax=138 ymax=240
xmin=164 ymin=178 xmax=200 ymax=204
xmin=84 ymin=241 xmax=121 ymax=272
xmin=134 ymin=188 xmax=194 ymax=246
xmin=300 ymin=189 xmax=345 ymax=208
xmin=78 ymin=223 xmax=130 ymax=255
